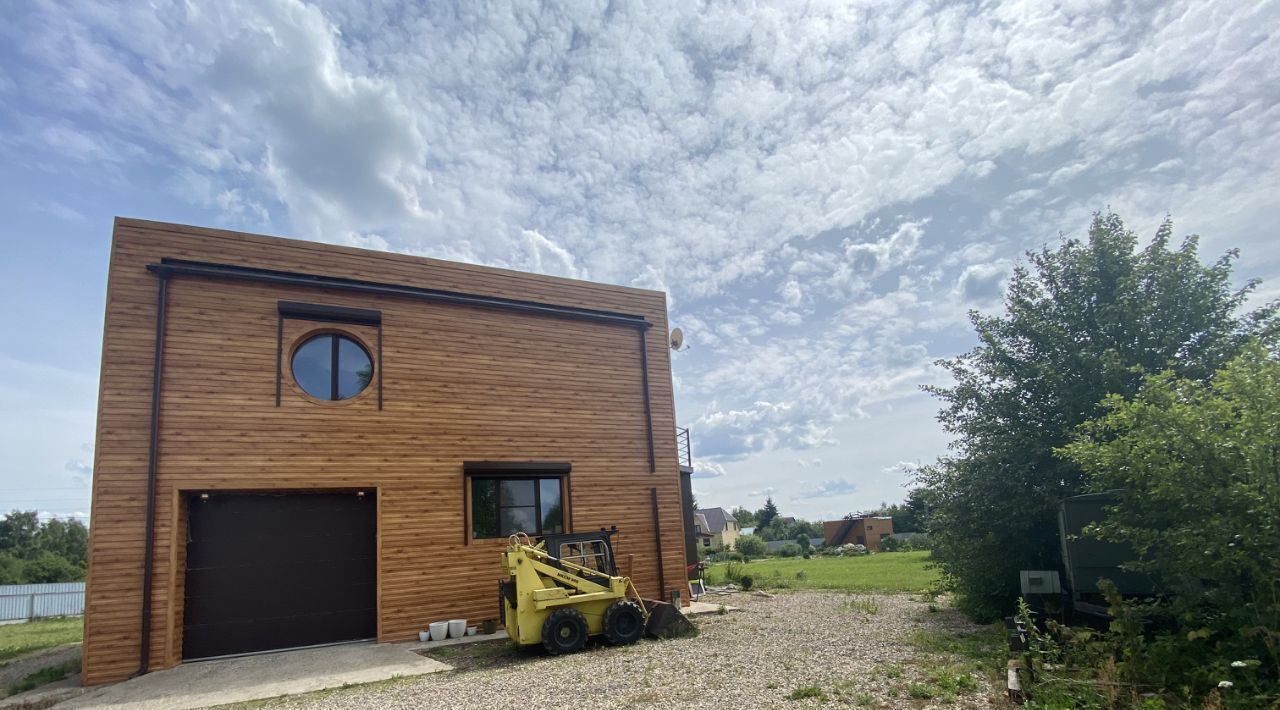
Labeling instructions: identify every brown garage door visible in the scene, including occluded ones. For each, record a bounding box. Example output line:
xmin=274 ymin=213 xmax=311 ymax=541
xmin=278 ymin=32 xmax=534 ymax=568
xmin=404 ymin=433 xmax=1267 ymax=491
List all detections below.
xmin=183 ymin=491 xmax=376 ymax=659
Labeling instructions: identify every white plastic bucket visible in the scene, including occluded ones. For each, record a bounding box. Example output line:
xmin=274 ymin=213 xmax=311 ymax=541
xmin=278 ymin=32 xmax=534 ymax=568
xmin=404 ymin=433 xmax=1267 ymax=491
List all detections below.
xmin=428 ymin=621 xmax=449 ymax=641
xmin=418 ymin=631 xmax=429 ymax=642
xmin=448 ymin=619 xmax=467 ymax=638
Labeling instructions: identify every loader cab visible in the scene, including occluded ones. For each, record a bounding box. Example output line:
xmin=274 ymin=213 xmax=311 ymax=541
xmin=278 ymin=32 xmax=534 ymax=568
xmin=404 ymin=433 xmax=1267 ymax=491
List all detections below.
xmin=542 ymin=528 xmax=618 ymax=576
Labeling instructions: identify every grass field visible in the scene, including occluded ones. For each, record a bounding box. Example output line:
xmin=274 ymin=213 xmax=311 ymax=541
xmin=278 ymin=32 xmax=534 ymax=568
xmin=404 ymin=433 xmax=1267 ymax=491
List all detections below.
xmin=703 ymin=551 xmax=940 ymax=593
xmin=0 ymin=617 xmax=83 ymax=663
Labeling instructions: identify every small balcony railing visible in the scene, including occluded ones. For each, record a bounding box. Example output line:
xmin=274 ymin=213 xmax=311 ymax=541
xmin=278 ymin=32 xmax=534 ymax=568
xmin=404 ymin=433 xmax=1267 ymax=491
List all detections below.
xmin=676 ymin=427 xmax=692 ymax=470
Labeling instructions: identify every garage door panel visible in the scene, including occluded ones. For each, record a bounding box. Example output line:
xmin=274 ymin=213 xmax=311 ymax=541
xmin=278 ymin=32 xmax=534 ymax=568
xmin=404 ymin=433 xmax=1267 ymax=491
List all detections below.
xmin=183 ymin=576 xmax=376 ymax=626
xmin=186 ymin=528 xmax=373 ymax=564
xmin=184 ymin=554 xmax=376 ymax=597
xmin=183 ymin=492 xmax=376 ymax=659
xmin=183 ymin=608 xmax=376 ymax=660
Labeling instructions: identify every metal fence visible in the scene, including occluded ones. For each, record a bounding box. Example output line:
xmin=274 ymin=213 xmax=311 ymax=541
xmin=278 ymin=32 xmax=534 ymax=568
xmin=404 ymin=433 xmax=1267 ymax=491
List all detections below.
xmin=0 ymin=582 xmax=85 ymax=621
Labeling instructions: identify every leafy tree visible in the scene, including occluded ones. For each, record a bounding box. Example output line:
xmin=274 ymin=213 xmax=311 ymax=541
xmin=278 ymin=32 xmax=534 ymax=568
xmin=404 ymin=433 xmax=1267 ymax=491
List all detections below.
xmin=1061 ymin=344 xmax=1280 ymax=698
xmin=795 ymin=533 xmax=811 ymax=550
xmin=734 ymin=534 xmax=766 ymax=559
xmin=730 ymin=506 xmax=757 ymax=528
xmin=35 ymin=518 xmax=89 ymax=567
xmin=0 ymin=511 xmax=90 ymax=583
xmin=22 ymin=552 xmax=84 ymax=584
xmin=917 ymin=213 xmax=1278 ymax=621
xmin=755 ymin=497 xmax=779 ymax=532
xmin=0 ymin=552 xmax=23 ymax=585
xmin=0 ymin=511 xmax=40 ymax=559
xmin=874 ymin=488 xmax=934 ymax=533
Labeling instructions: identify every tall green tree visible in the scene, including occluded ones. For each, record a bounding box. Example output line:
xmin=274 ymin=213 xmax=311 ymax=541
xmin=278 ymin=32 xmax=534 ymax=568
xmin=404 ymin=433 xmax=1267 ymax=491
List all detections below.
xmin=730 ymin=506 xmax=757 ymax=528
xmin=35 ymin=518 xmax=89 ymax=567
xmin=0 ymin=510 xmax=40 ymax=559
xmin=917 ymin=212 xmax=1277 ymax=620
xmin=1060 ymin=343 xmax=1280 ymax=698
xmin=866 ymin=488 xmax=935 ymax=533
xmin=755 ymin=497 xmax=779 ymax=532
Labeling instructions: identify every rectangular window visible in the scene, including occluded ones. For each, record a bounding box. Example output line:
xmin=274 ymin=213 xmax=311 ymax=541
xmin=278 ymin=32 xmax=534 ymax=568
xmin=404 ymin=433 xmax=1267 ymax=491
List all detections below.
xmin=471 ymin=476 xmax=564 ymax=539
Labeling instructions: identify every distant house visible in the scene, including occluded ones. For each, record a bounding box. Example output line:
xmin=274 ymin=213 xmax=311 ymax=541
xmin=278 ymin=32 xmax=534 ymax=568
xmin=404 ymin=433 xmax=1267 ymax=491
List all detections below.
xmin=693 ymin=513 xmax=716 ymax=549
xmin=694 ymin=507 xmax=740 ymax=550
xmin=823 ymin=516 xmax=895 ymax=551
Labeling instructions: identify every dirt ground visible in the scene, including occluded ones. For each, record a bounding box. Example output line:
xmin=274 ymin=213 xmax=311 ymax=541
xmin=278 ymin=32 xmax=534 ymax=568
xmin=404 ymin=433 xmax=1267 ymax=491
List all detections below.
xmin=260 ymin=591 xmax=1007 ymax=709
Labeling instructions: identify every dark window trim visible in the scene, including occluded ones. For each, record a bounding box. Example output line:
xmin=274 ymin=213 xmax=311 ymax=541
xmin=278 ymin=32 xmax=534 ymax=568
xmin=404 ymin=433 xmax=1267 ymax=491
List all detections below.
xmin=464 ymin=468 xmax=570 ymax=544
xmin=278 ymin=300 xmax=382 ymax=325
xmin=464 ymin=461 xmax=572 ymax=474
xmin=278 ymin=304 xmax=383 ymax=409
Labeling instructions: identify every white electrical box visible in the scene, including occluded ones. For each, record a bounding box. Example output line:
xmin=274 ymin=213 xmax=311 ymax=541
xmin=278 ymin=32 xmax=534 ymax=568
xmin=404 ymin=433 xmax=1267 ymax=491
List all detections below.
xmin=1019 ymin=569 xmax=1062 ymax=595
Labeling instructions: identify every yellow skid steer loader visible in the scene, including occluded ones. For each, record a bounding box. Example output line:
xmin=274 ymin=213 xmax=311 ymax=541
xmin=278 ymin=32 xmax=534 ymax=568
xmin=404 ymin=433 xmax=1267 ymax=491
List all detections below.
xmin=498 ymin=529 xmax=687 ymax=654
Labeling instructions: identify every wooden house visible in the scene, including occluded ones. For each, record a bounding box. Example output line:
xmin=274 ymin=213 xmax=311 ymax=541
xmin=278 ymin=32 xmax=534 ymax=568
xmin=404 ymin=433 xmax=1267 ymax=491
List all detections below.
xmin=83 ymin=218 xmax=690 ymax=684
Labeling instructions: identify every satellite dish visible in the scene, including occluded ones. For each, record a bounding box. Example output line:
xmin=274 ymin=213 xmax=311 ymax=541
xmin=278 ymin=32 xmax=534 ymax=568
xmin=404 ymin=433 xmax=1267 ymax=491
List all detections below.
xmin=670 ymin=327 xmax=685 ymax=351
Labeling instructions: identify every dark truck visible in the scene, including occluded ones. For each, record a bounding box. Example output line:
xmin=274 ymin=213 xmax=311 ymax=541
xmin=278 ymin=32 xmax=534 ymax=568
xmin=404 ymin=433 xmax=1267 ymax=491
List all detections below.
xmin=1021 ymin=491 xmax=1155 ymax=621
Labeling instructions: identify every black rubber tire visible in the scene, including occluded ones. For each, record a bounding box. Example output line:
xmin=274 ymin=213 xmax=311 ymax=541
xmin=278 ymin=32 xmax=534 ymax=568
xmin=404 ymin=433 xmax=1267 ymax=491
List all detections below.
xmin=541 ymin=608 xmax=589 ymax=655
xmin=602 ymin=600 xmax=646 ymax=645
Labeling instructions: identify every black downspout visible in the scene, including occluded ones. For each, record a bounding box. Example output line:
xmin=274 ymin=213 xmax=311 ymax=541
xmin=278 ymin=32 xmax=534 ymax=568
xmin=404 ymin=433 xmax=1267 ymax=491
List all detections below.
xmin=650 ymin=487 xmax=665 ymax=597
xmin=136 ymin=273 xmax=168 ymax=677
xmin=639 ymin=329 xmax=654 ymax=472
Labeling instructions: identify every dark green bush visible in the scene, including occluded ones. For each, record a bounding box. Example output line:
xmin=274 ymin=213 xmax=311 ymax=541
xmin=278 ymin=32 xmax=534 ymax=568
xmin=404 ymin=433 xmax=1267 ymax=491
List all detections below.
xmin=734 ymin=534 xmax=766 ymax=558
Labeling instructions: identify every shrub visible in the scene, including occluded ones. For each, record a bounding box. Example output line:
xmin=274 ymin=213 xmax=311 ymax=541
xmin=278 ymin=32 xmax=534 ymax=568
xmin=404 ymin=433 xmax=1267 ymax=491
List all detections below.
xmin=881 ymin=534 xmax=931 ymax=552
xmin=739 ymin=575 xmax=754 ymax=591
xmin=723 ymin=561 xmax=745 ymax=583
xmin=734 ymin=534 xmax=766 ymax=558
xmin=778 ymin=543 xmax=802 ymax=558
xmin=1058 ymin=345 xmax=1280 ymax=702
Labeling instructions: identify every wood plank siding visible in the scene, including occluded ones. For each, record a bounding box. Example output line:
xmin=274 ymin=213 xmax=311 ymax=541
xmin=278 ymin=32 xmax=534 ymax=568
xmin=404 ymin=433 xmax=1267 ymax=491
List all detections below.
xmin=83 ymin=218 xmax=687 ymax=685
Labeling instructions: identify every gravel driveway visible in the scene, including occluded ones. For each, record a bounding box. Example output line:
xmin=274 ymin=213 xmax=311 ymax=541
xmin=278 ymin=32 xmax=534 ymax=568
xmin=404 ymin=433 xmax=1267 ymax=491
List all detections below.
xmin=263 ymin=592 xmax=1003 ymax=709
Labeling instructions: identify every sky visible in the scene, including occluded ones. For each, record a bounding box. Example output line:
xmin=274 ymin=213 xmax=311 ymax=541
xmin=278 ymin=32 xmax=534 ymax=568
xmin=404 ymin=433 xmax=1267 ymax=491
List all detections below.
xmin=1 ymin=0 xmax=1278 ymax=525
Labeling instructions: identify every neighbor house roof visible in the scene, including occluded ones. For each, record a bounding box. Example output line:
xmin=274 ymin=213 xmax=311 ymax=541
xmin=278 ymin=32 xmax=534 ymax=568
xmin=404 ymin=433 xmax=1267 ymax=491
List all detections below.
xmin=694 ymin=507 xmax=735 ymax=534
xmin=694 ymin=512 xmax=712 ymax=536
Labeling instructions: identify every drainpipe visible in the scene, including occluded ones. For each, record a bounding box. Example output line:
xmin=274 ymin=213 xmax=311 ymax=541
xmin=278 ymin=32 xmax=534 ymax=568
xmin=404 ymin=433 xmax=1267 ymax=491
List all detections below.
xmin=135 ymin=273 xmax=168 ymax=677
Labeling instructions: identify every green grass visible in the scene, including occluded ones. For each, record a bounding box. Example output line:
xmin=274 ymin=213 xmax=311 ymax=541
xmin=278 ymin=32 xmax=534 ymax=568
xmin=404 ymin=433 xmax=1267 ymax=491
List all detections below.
xmin=909 ymin=623 xmax=1007 ymax=701
xmin=704 ymin=551 xmax=938 ymax=593
xmin=787 ymin=685 xmax=826 ymax=701
xmin=842 ymin=595 xmax=880 ymax=615
xmin=908 ymin=623 xmax=1005 ymax=665
xmin=6 ymin=658 xmax=80 ymax=696
xmin=0 ymin=617 xmax=83 ymax=663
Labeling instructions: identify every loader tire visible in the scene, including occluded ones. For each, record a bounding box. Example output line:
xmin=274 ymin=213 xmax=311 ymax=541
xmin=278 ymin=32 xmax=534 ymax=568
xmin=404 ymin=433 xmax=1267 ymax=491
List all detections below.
xmin=602 ymin=600 xmax=645 ymax=645
xmin=541 ymin=608 xmax=588 ymax=655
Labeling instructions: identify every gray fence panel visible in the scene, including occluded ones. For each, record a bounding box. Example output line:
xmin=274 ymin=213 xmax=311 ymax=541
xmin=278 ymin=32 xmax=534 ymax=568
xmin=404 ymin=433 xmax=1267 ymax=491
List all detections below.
xmin=0 ymin=582 xmax=86 ymax=621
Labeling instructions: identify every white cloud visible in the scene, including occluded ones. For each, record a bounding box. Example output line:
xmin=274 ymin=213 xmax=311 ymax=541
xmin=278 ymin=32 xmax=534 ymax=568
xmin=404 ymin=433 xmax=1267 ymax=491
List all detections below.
xmin=3 ymin=0 xmax=1278 ymax=520
xmin=792 ymin=478 xmax=858 ymax=500
xmin=690 ymin=460 xmax=726 ymax=480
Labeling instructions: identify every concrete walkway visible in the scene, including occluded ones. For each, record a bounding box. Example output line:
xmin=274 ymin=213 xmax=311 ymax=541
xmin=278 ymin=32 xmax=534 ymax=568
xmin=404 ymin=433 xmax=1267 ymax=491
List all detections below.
xmin=58 ymin=641 xmax=454 ymax=710
xmin=20 ymin=607 xmax=712 ymax=709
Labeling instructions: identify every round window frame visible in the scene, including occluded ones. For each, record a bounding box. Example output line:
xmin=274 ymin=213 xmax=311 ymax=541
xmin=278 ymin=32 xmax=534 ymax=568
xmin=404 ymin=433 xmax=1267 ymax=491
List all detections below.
xmin=287 ymin=329 xmax=376 ymax=406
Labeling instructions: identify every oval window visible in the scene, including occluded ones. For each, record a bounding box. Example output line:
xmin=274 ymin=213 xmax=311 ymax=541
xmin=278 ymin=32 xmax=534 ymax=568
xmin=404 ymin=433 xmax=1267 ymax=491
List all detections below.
xmin=291 ymin=334 xmax=373 ymax=401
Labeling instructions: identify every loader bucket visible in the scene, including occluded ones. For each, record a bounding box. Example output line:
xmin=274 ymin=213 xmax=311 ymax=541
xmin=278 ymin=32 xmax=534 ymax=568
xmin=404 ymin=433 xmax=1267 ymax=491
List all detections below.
xmin=642 ymin=599 xmax=695 ymax=638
